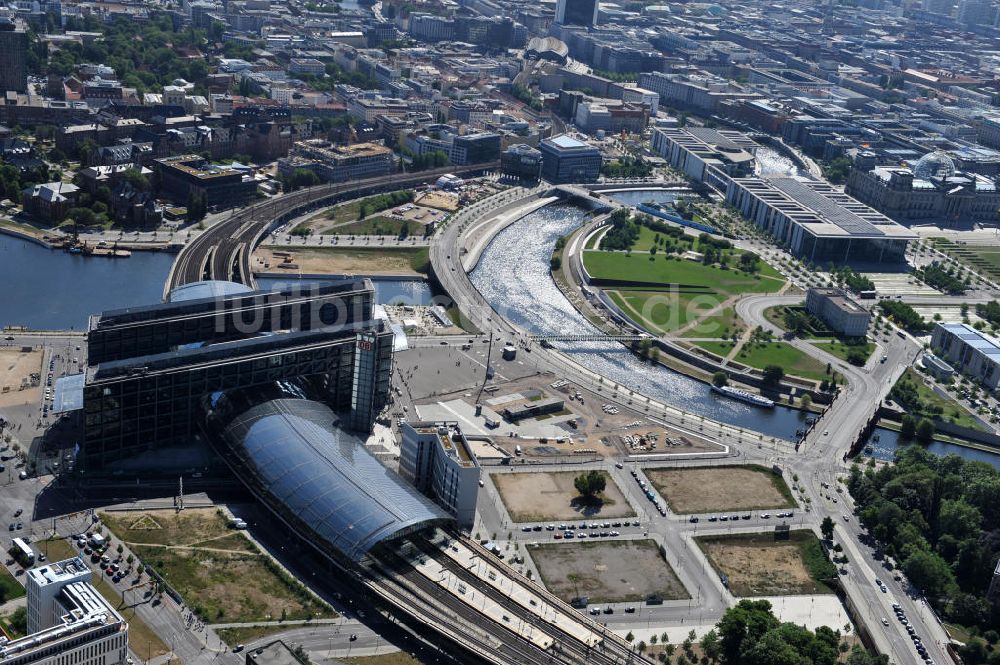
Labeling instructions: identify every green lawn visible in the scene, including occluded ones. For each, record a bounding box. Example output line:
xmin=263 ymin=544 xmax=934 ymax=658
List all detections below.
xmin=608 ymin=289 xmax=716 ymax=334
xmin=812 ymin=340 xmax=876 ymax=364
xmin=893 ymin=368 xmax=983 ymax=430
xmin=931 ymin=238 xmax=1000 ymax=282
xmin=584 ymin=252 xmax=785 ymax=295
xmin=0 ymin=565 xmax=24 ymax=604
xmin=680 ymin=307 xmax=743 ymax=339
xmin=324 ymin=216 xmax=414 ymax=236
xmin=693 ymin=340 xmax=835 ymax=381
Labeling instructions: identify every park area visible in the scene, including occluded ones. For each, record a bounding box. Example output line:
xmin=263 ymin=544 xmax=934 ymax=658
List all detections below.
xmin=528 ymin=539 xmax=688 ymax=604
xmin=100 ymin=508 xmax=333 ymax=624
xmin=645 ymin=465 xmax=795 ymax=514
xmin=696 ymin=531 xmax=837 ymax=597
xmin=583 ymin=249 xmax=785 ymax=335
xmin=492 ymin=471 xmax=635 ymax=522
xmin=931 ymin=238 xmax=1000 ymax=283
xmin=692 ymin=340 xmax=837 ymax=382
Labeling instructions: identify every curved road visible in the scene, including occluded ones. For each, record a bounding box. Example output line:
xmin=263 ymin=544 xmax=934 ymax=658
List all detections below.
xmin=434 ymin=190 xmax=948 ymax=665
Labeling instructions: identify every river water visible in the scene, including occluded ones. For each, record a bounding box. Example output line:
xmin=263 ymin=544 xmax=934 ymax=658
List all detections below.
xmin=257 ymin=275 xmax=433 ymax=305
xmin=863 ymin=426 xmax=1000 ymax=469
xmin=0 ymin=237 xmax=175 ymax=330
xmin=469 ymin=204 xmax=809 ymax=438
xmin=755 ymin=145 xmax=802 ymax=178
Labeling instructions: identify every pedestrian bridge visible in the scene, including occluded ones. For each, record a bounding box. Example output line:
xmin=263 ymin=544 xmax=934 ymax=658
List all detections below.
xmin=529 ymin=334 xmax=647 ymax=342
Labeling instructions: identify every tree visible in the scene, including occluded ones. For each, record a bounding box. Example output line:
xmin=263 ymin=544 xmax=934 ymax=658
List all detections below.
xmin=762 ymin=365 xmax=784 ymax=386
xmin=903 ymin=550 xmax=957 ymax=599
xmin=821 ymin=516 xmax=835 ymax=541
xmin=186 ymin=190 xmax=206 ymax=223
xmin=9 ymin=606 xmax=26 ymax=635
xmin=782 ymin=307 xmax=809 ymax=335
xmin=915 ymin=418 xmax=935 ymax=444
xmin=800 ymin=394 xmax=812 ymax=409
xmin=712 ymin=371 xmax=728 ymax=388
xmin=574 ymin=470 xmax=606 ymax=498
xmin=122 ymin=168 xmax=151 ymax=192
xmin=699 ymin=630 xmax=721 ymax=663
xmin=900 ymin=414 xmax=916 ymax=440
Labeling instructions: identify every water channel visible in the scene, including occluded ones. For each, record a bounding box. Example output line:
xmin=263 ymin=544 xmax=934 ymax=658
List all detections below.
xmin=256 ymin=275 xmax=434 ymax=305
xmin=0 ymin=236 xmax=175 ymax=330
xmin=863 ymin=426 xmax=1000 ymax=470
xmin=469 ymin=203 xmax=810 ymax=439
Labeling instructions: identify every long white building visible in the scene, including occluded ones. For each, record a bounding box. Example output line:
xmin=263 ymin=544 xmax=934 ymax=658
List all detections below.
xmin=2 ymin=558 xmax=129 ymax=665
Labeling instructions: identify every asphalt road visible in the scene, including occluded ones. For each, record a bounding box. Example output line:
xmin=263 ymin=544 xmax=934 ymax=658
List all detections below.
xmin=434 ymin=190 xmax=951 ymax=665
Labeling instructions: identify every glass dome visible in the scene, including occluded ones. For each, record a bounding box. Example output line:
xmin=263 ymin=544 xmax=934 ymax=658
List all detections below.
xmin=912 ymin=151 xmax=957 ymax=180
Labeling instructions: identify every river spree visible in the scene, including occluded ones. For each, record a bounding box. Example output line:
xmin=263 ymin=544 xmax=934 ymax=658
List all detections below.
xmin=0 ymin=237 xmax=175 ymax=330
xmin=469 ymin=204 xmax=809 ymax=439
xmin=863 ymin=426 xmax=1000 ymax=470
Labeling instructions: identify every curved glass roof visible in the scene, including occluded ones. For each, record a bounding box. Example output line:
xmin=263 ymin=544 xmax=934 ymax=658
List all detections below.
xmin=221 ymin=399 xmax=448 ymax=561
xmin=167 ymin=280 xmax=254 ymax=303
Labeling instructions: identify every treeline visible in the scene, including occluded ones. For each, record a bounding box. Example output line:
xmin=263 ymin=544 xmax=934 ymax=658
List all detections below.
xmin=848 ymin=447 xmax=1000 ymax=636
xmin=358 ymin=190 xmax=415 ymax=219
xmin=830 ymin=265 xmax=875 ymax=293
xmin=917 ymin=262 xmax=968 ymax=295
xmin=599 ymin=208 xmax=639 ymax=250
xmin=601 ymin=157 xmax=652 ymax=179
xmin=975 ymin=300 xmax=1000 ymax=327
xmin=878 ymin=300 xmax=930 ymax=333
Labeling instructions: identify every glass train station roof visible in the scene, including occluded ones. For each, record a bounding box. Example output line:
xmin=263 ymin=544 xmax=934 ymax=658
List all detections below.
xmin=221 ymin=399 xmax=448 ymax=561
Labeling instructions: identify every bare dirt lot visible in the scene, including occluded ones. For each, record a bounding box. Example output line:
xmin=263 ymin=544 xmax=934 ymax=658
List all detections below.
xmin=493 ymin=471 xmax=635 ymax=522
xmin=254 ymin=246 xmax=424 ymax=276
xmin=0 ymin=349 xmax=42 ymax=408
xmin=646 ymin=465 xmax=795 ymax=514
xmin=528 ymin=539 xmax=689 ymax=604
xmin=697 ymin=531 xmax=835 ymax=597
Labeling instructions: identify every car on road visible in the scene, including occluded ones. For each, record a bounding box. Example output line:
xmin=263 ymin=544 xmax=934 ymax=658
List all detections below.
xmin=349 ymin=635 xmax=358 ymax=642
xmin=615 ymin=462 xmax=623 ymax=469
xmin=603 ymin=607 xmax=613 ymax=614
xmin=881 ymin=617 xmax=889 ymax=626
xmin=233 ymin=645 xmax=244 ymax=653
xmin=624 ymin=607 xmax=635 ymax=614
xmin=689 ymin=516 xmax=699 ymax=523
xmin=14 ymin=509 xmax=22 ymax=517
xmin=760 ymin=513 xmax=770 ymax=519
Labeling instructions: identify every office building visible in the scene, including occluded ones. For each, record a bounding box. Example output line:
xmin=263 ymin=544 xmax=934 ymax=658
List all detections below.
xmin=278 ymin=141 xmax=394 ymax=184
xmin=0 ymin=19 xmax=27 ymax=93
xmin=931 ymin=323 xmax=1000 ymax=389
xmin=651 ymin=127 xmax=755 ymax=190
xmin=400 ymin=422 xmax=480 ymax=529
xmin=725 ymin=175 xmax=917 ymax=263
xmin=555 ymin=0 xmax=598 ymax=26
xmin=501 ymin=144 xmax=543 ymax=180
xmin=805 ymin=288 xmax=871 ymax=338
xmin=448 ymin=132 xmax=501 ymax=166
xmin=75 ymin=280 xmax=393 ymax=470
xmin=539 ymin=134 xmax=602 ymax=184
xmin=154 ymin=155 xmax=257 ymax=211
xmin=11 ymin=558 xmax=129 ymax=665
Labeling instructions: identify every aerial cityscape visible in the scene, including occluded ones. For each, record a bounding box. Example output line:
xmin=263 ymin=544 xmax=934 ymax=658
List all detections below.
xmin=0 ymin=0 xmax=1000 ymax=663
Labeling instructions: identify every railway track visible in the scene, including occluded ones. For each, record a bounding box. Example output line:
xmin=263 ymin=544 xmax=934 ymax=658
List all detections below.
xmin=164 ymin=162 xmax=499 ymax=298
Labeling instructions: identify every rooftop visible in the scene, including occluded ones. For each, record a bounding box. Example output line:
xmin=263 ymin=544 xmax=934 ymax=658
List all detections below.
xmin=939 ymin=323 xmax=1000 ymax=360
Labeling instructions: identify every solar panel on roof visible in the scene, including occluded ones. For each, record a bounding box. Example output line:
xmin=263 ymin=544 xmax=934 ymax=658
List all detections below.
xmin=768 ymin=177 xmax=882 ymax=236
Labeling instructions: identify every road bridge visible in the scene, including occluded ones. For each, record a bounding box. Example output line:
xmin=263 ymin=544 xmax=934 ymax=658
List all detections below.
xmin=529 ymin=334 xmax=647 ymax=342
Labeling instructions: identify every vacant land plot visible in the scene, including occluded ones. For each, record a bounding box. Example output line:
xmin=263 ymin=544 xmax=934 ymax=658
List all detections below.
xmin=102 ymin=509 xmax=333 ymax=624
xmin=584 ymin=252 xmax=785 ymax=295
xmin=493 ymin=471 xmax=634 ymax=522
xmin=255 ymin=246 xmax=429 ymax=276
xmin=0 ymin=348 xmax=42 ymax=408
xmin=132 ymin=545 xmax=330 ymax=623
xmin=101 ymin=508 xmax=235 ymax=547
xmin=697 ymin=531 xmax=837 ymax=596
xmin=645 ymin=465 xmax=795 ymax=514
xmin=529 ymin=540 xmax=688 ymax=604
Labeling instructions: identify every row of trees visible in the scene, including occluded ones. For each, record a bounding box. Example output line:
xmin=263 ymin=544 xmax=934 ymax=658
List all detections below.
xmin=878 ymin=300 xmax=931 ymax=333
xmin=848 ymin=447 xmax=1000 ymax=632
xmin=830 ymin=265 xmax=875 ymax=294
xmin=917 ymin=262 xmax=969 ymax=295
